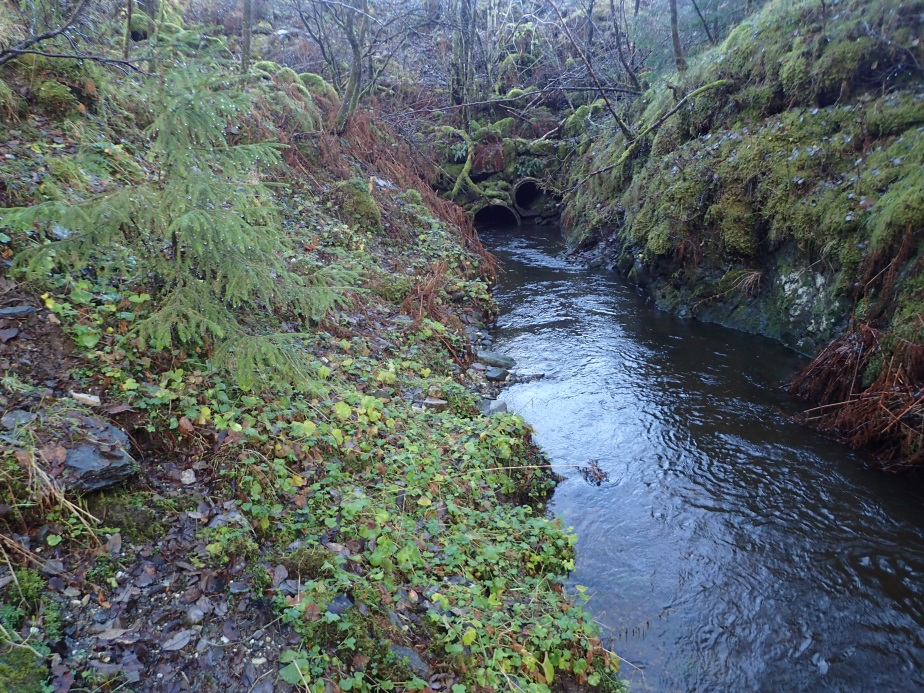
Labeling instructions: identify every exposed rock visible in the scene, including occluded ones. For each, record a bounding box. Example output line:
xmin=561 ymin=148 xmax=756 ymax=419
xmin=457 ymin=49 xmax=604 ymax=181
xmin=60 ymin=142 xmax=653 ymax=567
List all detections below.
xmin=63 ymin=417 xmax=137 ymax=493
xmin=423 ymin=397 xmax=449 ymax=412
xmin=389 ymin=645 xmax=430 ymax=679
xmin=478 ymin=399 xmax=508 ymax=416
xmin=476 ymin=350 xmax=517 ymax=369
xmin=485 ymin=367 xmax=509 ymax=382
xmin=0 ymin=305 xmax=37 ymax=318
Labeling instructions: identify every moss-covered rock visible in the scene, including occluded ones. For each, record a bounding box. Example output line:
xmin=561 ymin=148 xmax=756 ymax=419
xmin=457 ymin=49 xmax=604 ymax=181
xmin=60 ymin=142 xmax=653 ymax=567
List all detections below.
xmin=129 ymin=10 xmax=154 ymax=41
xmin=299 ymin=72 xmax=338 ymax=100
xmin=331 ymin=178 xmax=384 ymax=234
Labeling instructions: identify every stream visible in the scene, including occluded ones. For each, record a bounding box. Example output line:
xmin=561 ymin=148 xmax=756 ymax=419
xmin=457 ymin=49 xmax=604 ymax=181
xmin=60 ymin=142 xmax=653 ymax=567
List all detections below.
xmin=479 ymin=224 xmax=924 ymax=692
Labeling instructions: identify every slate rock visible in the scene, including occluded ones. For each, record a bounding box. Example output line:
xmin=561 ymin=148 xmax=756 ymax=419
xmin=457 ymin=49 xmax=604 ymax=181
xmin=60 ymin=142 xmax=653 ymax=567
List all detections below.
xmin=422 ymin=397 xmax=449 ymax=412
xmin=1 ymin=409 xmax=38 ymax=429
xmin=485 ymin=367 xmax=509 ymax=382
xmin=390 ymin=645 xmax=430 ymax=679
xmin=63 ymin=417 xmax=137 ymax=493
xmin=0 ymin=305 xmax=37 ymax=318
xmin=476 ymin=350 xmax=516 ymax=369
xmin=477 ymin=399 xmax=508 ymax=416
xmin=327 ymin=594 xmax=354 ymax=615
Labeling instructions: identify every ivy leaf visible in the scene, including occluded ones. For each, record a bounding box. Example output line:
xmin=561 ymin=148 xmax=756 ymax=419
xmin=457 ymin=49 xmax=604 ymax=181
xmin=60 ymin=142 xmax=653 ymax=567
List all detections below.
xmin=542 ymin=654 xmax=555 ymax=684
xmin=461 ymin=627 xmax=477 ymax=646
xmin=333 ymin=401 xmax=352 ymax=420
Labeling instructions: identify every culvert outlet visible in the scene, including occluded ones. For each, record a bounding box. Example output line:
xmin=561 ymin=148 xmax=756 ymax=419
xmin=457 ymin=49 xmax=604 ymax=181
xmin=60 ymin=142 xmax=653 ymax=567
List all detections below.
xmin=513 ymin=178 xmax=548 ymax=217
xmin=472 ymin=203 xmax=520 ymax=229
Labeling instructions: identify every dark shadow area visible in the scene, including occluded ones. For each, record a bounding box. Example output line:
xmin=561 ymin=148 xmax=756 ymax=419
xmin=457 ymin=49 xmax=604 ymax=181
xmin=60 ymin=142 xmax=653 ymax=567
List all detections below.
xmin=514 ymin=179 xmax=545 ymax=212
xmin=473 ymin=204 xmax=519 ymax=229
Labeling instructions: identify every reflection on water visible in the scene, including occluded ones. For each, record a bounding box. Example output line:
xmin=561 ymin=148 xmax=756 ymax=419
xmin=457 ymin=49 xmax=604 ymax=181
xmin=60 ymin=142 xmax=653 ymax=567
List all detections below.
xmin=482 ymin=224 xmax=924 ymax=692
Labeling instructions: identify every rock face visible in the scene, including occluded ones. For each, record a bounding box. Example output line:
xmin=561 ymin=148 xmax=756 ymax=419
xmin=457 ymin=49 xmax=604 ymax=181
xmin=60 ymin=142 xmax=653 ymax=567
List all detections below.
xmin=64 ymin=417 xmax=137 ymax=493
xmin=476 ymin=351 xmax=517 ymax=369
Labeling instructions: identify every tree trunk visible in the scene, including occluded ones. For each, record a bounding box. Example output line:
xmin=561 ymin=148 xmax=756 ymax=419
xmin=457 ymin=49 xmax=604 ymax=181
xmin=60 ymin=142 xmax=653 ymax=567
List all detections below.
xmin=669 ymin=0 xmax=687 ymax=72
xmin=587 ymin=0 xmax=596 ymax=47
xmin=450 ymin=0 xmax=475 ymax=119
xmin=123 ymin=0 xmax=133 ymax=61
xmin=335 ymin=1 xmax=367 ymax=133
xmin=242 ymin=0 xmax=252 ymax=73
xmin=690 ymin=0 xmax=715 ymax=44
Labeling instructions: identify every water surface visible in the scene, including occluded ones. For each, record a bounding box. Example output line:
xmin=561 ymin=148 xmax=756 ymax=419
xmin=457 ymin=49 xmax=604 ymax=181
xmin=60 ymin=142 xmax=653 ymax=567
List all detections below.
xmin=481 ymin=224 xmax=924 ymax=692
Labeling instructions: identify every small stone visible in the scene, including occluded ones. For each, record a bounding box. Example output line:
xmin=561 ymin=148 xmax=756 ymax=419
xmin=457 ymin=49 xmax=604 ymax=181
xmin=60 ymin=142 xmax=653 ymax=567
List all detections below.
xmin=181 ymin=469 xmax=197 ymax=485
xmin=478 ymin=399 xmax=508 ymax=416
xmin=0 ymin=305 xmax=36 ymax=318
xmin=390 ymin=645 xmax=430 ymax=679
xmin=327 ymin=594 xmax=353 ymax=615
xmin=476 ymin=351 xmax=516 ymax=369
xmin=228 ymin=582 xmax=249 ymax=594
xmin=423 ymin=397 xmax=449 ymax=412
xmin=485 ymin=367 xmax=509 ymax=382
xmin=185 ymin=605 xmax=205 ymax=625
xmin=69 ymin=392 xmax=101 ymax=407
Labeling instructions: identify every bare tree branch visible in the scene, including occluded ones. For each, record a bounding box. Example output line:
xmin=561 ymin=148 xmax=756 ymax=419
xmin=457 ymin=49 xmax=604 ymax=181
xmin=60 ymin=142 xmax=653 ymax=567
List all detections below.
xmin=0 ymin=48 xmax=148 ymax=73
xmin=0 ymin=0 xmax=91 ymax=67
xmin=546 ymin=0 xmax=634 ymax=139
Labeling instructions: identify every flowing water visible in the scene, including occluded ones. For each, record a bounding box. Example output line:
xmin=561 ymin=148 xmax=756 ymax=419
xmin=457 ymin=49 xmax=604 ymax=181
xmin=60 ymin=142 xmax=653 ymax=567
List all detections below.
xmin=479 ymin=224 xmax=924 ymax=692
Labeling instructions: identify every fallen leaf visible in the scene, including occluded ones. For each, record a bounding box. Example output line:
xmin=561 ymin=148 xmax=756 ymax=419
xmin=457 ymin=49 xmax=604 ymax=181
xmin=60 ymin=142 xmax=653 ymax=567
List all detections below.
xmin=162 ymin=629 xmax=193 ymax=651
xmin=0 ymin=328 xmax=18 ymax=342
xmin=178 ymin=416 xmax=195 ymax=435
xmin=104 ymin=403 xmax=134 ymax=415
xmin=40 ymin=445 xmax=67 ymax=466
xmin=303 ymin=602 xmax=321 ymax=621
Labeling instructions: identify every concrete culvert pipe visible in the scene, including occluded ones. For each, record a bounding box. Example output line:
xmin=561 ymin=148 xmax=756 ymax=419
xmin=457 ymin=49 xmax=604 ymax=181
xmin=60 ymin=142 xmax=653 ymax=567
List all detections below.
xmin=473 ymin=203 xmax=520 ymax=229
xmin=513 ymin=178 xmax=548 ymax=217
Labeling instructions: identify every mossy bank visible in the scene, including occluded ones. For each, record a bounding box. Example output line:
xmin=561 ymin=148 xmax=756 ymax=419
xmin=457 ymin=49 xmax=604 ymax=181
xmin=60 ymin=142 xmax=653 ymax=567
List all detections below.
xmin=563 ymin=0 xmax=923 ymax=468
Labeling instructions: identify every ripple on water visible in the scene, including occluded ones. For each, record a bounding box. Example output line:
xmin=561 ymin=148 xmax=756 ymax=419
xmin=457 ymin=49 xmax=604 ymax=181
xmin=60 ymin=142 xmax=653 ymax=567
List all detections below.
xmin=482 ymin=225 xmax=924 ymax=692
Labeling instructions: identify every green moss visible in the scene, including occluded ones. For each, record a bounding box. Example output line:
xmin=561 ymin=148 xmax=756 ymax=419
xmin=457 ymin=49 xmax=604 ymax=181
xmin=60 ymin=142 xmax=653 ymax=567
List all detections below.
xmin=298 ymin=72 xmax=337 ymax=99
xmin=331 ymin=179 xmax=384 ymax=234
xmin=0 ymin=647 xmax=47 ymax=693
xmin=491 ymin=117 xmax=516 ymax=137
xmin=400 ymin=189 xmax=425 ymax=206
xmin=868 ymin=167 xmax=924 ymax=251
xmin=252 ymin=60 xmax=278 ymax=76
xmin=160 ymin=22 xmax=182 ymax=35
xmin=86 ymin=491 xmax=165 ymax=543
xmin=564 ymin=105 xmax=591 ymax=137
xmin=128 ymin=11 xmax=154 ymax=39
xmin=35 ymin=81 xmax=76 ymax=115
xmin=275 ymin=67 xmax=301 ymax=85
xmin=708 ymin=191 xmax=758 ymax=256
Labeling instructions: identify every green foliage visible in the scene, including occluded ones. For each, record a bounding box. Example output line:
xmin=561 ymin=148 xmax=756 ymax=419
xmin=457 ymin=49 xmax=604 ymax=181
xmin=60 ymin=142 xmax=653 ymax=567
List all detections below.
xmin=35 ymin=81 xmax=76 ymax=115
xmin=3 ymin=68 xmax=355 ymax=387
